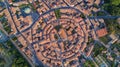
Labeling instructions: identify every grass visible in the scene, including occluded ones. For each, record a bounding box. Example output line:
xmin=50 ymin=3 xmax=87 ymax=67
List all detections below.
xmin=84 ymin=60 xmax=95 ymax=67
xmin=93 ymin=43 xmax=107 ymax=57
xmin=19 ymin=4 xmax=29 ymax=8
xmin=54 ymin=9 xmax=61 ymax=19
xmin=19 ymin=3 xmax=36 ymax=12
xmin=99 ymin=35 xmax=109 ymax=44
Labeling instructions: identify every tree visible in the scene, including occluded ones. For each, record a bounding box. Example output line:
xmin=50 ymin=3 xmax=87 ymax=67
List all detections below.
xmin=54 ymin=34 xmax=59 ymax=40
xmin=0 ymin=58 xmax=6 ymax=65
xmin=54 ymin=25 xmax=62 ymax=32
xmin=103 ymin=0 xmax=120 ymax=16
xmin=54 ymin=9 xmax=61 ymax=19
xmin=110 ymin=0 xmax=120 ymax=6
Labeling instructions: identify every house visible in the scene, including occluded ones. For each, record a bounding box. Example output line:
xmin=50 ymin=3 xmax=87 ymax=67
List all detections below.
xmin=96 ymin=28 xmax=108 ymax=37
xmin=108 ymin=34 xmax=119 ymax=45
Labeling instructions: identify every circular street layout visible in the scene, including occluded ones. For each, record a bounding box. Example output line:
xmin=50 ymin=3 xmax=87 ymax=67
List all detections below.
xmin=7 ymin=0 xmax=107 ymax=67
xmin=31 ymin=8 xmax=88 ymax=67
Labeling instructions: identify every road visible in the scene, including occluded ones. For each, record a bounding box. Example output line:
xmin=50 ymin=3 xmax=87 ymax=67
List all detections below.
xmin=15 ymin=6 xmax=84 ymax=35
xmin=3 ymin=0 xmax=20 ymax=33
xmin=2 ymin=0 xmax=120 ymax=67
xmin=15 ymin=5 xmax=120 ymax=36
xmin=3 ymin=0 xmax=35 ymax=67
xmin=0 ymin=24 xmax=35 ymax=67
xmin=88 ymin=16 xmax=120 ymax=19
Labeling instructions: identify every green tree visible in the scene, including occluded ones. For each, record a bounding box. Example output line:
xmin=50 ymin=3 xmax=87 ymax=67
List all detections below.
xmin=54 ymin=9 xmax=61 ymax=19
xmin=103 ymin=0 xmax=120 ymax=16
xmin=110 ymin=0 xmax=120 ymax=6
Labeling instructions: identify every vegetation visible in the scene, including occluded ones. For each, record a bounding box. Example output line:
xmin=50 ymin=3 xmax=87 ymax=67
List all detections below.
xmin=80 ymin=13 xmax=85 ymax=19
xmin=28 ymin=3 xmax=36 ymax=11
xmin=71 ymin=29 xmax=76 ymax=35
xmin=104 ymin=19 xmax=120 ymax=34
xmin=11 ymin=51 xmax=30 ymax=67
xmin=99 ymin=35 xmax=109 ymax=44
xmin=0 ymin=14 xmax=4 ymax=18
xmin=0 ymin=15 xmax=12 ymax=34
xmin=12 ymin=0 xmax=19 ymax=2
xmin=93 ymin=3 xmax=99 ymax=9
xmin=111 ymin=52 xmax=117 ymax=59
xmin=103 ymin=0 xmax=120 ymax=16
xmin=54 ymin=25 xmax=62 ymax=32
xmin=112 ymin=61 xmax=119 ymax=67
xmin=115 ymin=43 xmax=120 ymax=52
xmin=109 ymin=0 xmax=120 ymax=6
xmin=19 ymin=3 xmax=36 ymax=11
xmin=84 ymin=60 xmax=95 ymax=67
xmin=0 ymin=57 xmax=6 ymax=66
xmin=37 ymin=27 xmax=42 ymax=33
xmin=19 ymin=4 xmax=29 ymax=8
xmin=102 ymin=0 xmax=120 ymax=35
xmin=96 ymin=11 xmax=106 ymax=16
xmin=66 ymin=27 xmax=71 ymax=31
xmin=93 ymin=43 xmax=107 ymax=57
xmin=54 ymin=34 xmax=59 ymax=40
xmin=111 ymin=43 xmax=120 ymax=52
xmin=87 ymin=37 xmax=94 ymax=45
xmin=35 ymin=1 xmax=40 ymax=5
xmin=63 ymin=40 xmax=70 ymax=49
xmin=4 ymin=26 xmax=11 ymax=34
xmin=54 ymin=9 xmax=61 ymax=19
xmin=12 ymin=36 xmax=18 ymax=41
xmin=0 ymin=40 xmax=30 ymax=67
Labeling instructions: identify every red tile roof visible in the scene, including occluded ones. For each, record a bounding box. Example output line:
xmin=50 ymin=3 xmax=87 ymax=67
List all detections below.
xmin=96 ymin=28 xmax=108 ymax=37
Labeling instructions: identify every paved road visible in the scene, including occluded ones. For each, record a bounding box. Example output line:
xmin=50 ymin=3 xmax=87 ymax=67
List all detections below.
xmin=41 ymin=0 xmax=51 ymax=9
xmin=3 ymin=0 xmax=36 ymax=67
xmin=88 ymin=16 xmax=120 ymax=19
xmin=15 ymin=5 xmax=120 ymax=36
xmin=15 ymin=6 xmax=84 ymax=35
xmin=2 ymin=1 xmax=120 ymax=67
xmin=4 ymin=0 xmax=20 ymax=33
xmin=0 ymin=24 xmax=35 ymax=67
xmin=62 ymin=0 xmax=70 ymax=6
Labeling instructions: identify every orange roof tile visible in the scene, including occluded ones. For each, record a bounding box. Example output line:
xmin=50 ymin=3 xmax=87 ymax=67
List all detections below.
xmin=96 ymin=28 xmax=108 ymax=37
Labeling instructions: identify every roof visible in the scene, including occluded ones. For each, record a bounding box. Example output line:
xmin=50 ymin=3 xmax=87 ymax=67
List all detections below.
xmin=86 ymin=45 xmax=94 ymax=57
xmin=96 ymin=28 xmax=108 ymax=37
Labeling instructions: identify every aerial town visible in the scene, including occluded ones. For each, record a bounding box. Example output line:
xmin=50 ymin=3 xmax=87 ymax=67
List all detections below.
xmin=0 ymin=0 xmax=120 ymax=67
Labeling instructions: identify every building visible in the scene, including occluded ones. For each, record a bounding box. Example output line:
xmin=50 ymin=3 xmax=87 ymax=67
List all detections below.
xmin=108 ymin=34 xmax=119 ymax=45
xmin=96 ymin=28 xmax=108 ymax=37
xmin=86 ymin=45 xmax=94 ymax=57
xmin=95 ymin=55 xmax=109 ymax=67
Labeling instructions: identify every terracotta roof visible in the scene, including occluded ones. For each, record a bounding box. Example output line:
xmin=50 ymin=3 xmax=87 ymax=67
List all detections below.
xmin=96 ymin=28 xmax=108 ymax=37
